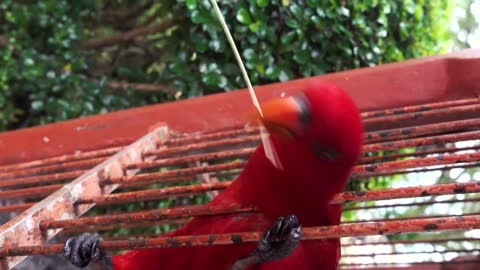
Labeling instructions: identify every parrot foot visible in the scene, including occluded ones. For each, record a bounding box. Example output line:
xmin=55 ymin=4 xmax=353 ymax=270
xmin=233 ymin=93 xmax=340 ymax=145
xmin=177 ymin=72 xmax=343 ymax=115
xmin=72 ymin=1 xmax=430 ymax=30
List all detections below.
xmin=229 ymin=214 xmax=302 ymax=270
xmin=63 ymin=233 xmax=112 ymax=269
xmin=255 ymin=214 xmax=302 ymax=263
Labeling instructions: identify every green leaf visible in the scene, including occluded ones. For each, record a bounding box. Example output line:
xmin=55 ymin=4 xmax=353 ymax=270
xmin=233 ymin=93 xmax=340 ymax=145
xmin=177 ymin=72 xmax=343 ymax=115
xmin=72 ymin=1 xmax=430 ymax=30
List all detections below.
xmin=191 ymin=9 xmax=211 ymax=24
xmin=285 ymin=17 xmax=300 ymax=28
xmin=249 ymin=21 xmax=261 ymax=33
xmin=256 ymin=0 xmax=268 ymax=7
xmin=289 ymin=4 xmax=303 ymax=20
xmin=266 ymin=65 xmax=280 ymax=80
xmin=243 ymin=48 xmax=255 ymax=60
xmin=186 ymin=0 xmax=196 ymax=10
xmin=278 ymin=69 xmax=293 ymax=81
xmin=293 ymin=50 xmax=309 ymax=64
xmin=281 ymin=31 xmax=296 ymax=44
xmin=236 ymin=8 xmax=252 ymax=24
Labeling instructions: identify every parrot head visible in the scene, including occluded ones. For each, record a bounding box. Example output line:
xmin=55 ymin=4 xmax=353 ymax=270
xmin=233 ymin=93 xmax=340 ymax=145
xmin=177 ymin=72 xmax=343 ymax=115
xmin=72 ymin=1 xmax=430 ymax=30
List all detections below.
xmin=248 ymin=81 xmax=364 ymax=177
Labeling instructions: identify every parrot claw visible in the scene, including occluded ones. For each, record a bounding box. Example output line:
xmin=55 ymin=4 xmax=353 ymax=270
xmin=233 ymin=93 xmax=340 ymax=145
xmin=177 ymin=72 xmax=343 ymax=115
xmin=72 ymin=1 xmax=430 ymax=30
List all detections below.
xmin=63 ymin=232 xmax=113 ymax=269
xmin=229 ymin=214 xmax=302 ymax=270
xmin=255 ymin=214 xmax=302 ymax=263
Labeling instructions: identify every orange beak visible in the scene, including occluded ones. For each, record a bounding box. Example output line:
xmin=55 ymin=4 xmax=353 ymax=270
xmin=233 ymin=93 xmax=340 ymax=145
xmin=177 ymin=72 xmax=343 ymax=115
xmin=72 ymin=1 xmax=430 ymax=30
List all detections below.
xmin=247 ymin=96 xmax=306 ymax=138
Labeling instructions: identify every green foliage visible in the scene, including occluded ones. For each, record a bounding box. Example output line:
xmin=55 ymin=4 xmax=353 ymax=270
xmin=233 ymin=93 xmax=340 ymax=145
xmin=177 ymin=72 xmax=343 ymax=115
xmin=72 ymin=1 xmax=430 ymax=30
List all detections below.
xmin=0 ymin=1 xmax=165 ymax=130
xmin=159 ymin=0 xmax=454 ymax=97
xmin=0 ymin=0 xmax=454 ymax=131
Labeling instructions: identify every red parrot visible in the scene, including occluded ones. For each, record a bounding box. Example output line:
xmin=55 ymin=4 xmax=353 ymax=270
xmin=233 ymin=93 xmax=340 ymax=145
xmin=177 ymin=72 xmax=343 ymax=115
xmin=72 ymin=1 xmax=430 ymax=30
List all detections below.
xmin=64 ymin=81 xmax=364 ymax=270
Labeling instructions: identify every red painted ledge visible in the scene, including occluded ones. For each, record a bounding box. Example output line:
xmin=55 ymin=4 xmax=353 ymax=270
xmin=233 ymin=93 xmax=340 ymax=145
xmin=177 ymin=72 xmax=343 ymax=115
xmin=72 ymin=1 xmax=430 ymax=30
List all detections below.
xmin=0 ymin=49 xmax=479 ymax=165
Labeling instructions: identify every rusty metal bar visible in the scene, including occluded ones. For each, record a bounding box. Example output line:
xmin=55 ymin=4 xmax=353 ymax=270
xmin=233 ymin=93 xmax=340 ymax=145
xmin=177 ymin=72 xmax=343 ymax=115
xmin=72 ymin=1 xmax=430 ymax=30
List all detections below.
xmin=0 ymin=146 xmax=123 ymax=173
xmin=361 ymin=97 xmax=480 ymax=119
xmin=166 ymin=126 xmax=258 ymax=146
xmin=75 ymin=182 xmax=230 ymax=206
xmin=342 ymin=248 xmax=479 ymax=257
xmin=345 ymin=212 xmax=480 ymax=224
xmin=119 ymin=175 xmax=197 ymax=189
xmin=0 ymin=203 xmax=35 ymax=213
xmin=351 ymin=162 xmax=480 ymax=179
xmin=364 ymin=118 xmax=480 ymax=143
xmin=362 ymin=130 xmax=480 ymax=153
xmin=144 ymin=135 xmax=260 ymax=158
xmin=117 ymin=170 xmax=239 ymax=190
xmin=62 ymin=219 xmax=190 ymax=234
xmin=0 ymin=184 xmax=64 ymax=200
xmin=4 ymin=215 xmax=480 ymax=257
xmin=343 ymin=197 xmax=480 ymax=211
xmin=331 ymin=180 xmax=480 ymax=204
xmin=124 ymin=147 xmax=254 ymax=170
xmin=0 ymin=157 xmax=107 ymax=180
xmin=362 ymin=104 xmax=480 ymax=126
xmin=0 ymin=170 xmax=85 ymax=190
xmin=0 ymin=127 xmax=168 ymax=269
xmin=339 ymin=260 xmax=480 ymax=268
xmin=100 ymin=161 xmax=246 ymax=186
xmin=341 ymin=237 xmax=477 ymax=247
xmin=39 ymin=205 xmax=258 ymax=230
xmin=103 ymin=232 xmax=167 ymax=241
xmin=360 ymin=145 xmax=480 ymax=164
xmin=353 ymin=152 xmax=480 ymax=177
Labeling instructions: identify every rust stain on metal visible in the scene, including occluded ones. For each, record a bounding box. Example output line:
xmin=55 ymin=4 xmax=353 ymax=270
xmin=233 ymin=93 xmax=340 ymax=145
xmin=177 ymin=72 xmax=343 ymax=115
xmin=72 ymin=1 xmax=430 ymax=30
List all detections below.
xmin=143 ymin=135 xmax=260 ymax=158
xmin=363 ymin=130 xmax=480 ymax=153
xmin=361 ymin=97 xmax=480 ymax=119
xmin=39 ymin=205 xmax=258 ymax=230
xmin=0 ymin=170 xmax=86 ymax=189
xmin=360 ymin=145 xmax=480 ymax=164
xmin=331 ymin=181 xmax=480 ymax=204
xmin=363 ymin=103 xmax=480 ymax=126
xmin=61 ymin=219 xmax=190 ymax=234
xmin=0 ymin=157 xmax=107 ymax=180
xmin=341 ymin=237 xmax=478 ymax=247
xmin=0 ymin=146 xmax=123 ymax=173
xmin=166 ymin=126 xmax=259 ymax=146
xmin=75 ymin=182 xmax=231 ymax=206
xmin=124 ymin=148 xmax=255 ymax=171
xmin=364 ymin=118 xmax=480 ymax=143
xmin=351 ymin=162 xmax=480 ymax=179
xmin=354 ymin=152 xmax=480 ymax=175
xmin=2 ymin=215 xmax=480 ymax=257
xmin=0 ymin=203 xmax=35 ymax=213
xmin=101 ymin=161 xmax=246 ymax=186
xmin=343 ymin=197 xmax=480 ymax=211
xmin=0 ymin=184 xmax=64 ymax=200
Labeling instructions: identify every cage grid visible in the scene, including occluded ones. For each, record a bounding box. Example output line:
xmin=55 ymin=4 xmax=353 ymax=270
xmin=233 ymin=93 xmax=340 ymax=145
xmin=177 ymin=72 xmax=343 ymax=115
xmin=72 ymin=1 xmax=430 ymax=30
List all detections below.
xmin=1 ymin=49 xmax=480 ymax=270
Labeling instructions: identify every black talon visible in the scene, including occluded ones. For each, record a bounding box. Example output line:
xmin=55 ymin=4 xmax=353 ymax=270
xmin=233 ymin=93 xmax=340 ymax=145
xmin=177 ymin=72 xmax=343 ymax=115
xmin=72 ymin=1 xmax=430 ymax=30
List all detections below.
xmin=63 ymin=233 xmax=113 ymax=269
xmin=256 ymin=214 xmax=302 ymax=263
xmin=229 ymin=214 xmax=302 ymax=270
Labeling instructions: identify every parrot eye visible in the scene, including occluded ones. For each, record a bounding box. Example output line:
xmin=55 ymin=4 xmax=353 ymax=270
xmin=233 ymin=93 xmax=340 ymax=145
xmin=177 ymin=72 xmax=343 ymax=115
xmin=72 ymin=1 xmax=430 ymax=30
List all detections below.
xmin=312 ymin=143 xmax=341 ymax=160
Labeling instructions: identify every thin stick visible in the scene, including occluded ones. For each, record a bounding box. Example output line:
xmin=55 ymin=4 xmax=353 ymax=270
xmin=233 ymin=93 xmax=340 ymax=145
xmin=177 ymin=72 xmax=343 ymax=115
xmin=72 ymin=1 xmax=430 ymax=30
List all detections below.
xmin=209 ymin=0 xmax=262 ymax=114
xmin=209 ymin=0 xmax=283 ymax=170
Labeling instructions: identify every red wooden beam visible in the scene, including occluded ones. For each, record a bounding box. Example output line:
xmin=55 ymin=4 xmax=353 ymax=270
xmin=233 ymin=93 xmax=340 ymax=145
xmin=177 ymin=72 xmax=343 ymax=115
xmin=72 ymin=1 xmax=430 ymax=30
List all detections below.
xmin=0 ymin=49 xmax=479 ymax=165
